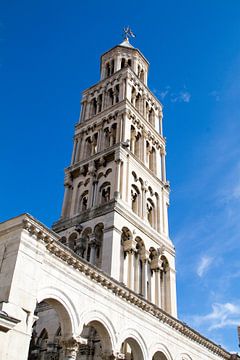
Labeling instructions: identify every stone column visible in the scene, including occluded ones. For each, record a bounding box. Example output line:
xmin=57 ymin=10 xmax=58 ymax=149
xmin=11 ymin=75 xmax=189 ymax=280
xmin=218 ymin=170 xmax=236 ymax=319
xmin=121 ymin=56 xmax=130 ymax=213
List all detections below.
xmin=80 ymin=100 xmax=87 ymax=122
xmin=87 ymin=162 xmax=96 ymax=208
xmin=114 ymin=158 xmax=122 ymax=199
xmin=123 ymin=239 xmax=137 ymax=291
xmin=61 ymin=338 xmax=80 ymax=360
xmin=89 ymin=235 xmax=97 ymax=265
xmin=61 ymin=172 xmax=73 ymax=218
xmin=71 ymin=138 xmax=78 ymax=165
xmin=160 ymin=148 xmax=166 ymax=182
xmin=141 ymin=258 xmax=148 ymax=298
xmin=141 ymin=182 xmax=148 ymax=221
xmin=150 ymin=257 xmax=162 ymax=307
xmin=101 ymin=226 xmax=122 ymax=280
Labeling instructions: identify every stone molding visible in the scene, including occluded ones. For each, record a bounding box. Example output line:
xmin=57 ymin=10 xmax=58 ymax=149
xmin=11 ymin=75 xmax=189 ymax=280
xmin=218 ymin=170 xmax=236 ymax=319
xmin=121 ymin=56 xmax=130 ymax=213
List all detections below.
xmin=21 ymin=214 xmax=232 ymax=360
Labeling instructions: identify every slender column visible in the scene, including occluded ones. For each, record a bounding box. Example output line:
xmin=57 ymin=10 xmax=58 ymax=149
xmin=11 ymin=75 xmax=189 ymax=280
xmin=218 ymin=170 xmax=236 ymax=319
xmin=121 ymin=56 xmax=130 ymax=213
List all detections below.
xmin=114 ymin=159 xmax=122 ymax=199
xmin=89 ymin=237 xmax=97 ymax=265
xmin=116 ymin=115 xmax=122 ymax=143
xmin=71 ymin=139 xmax=77 ymax=165
xmin=119 ymin=78 xmax=125 ymax=101
xmin=123 ymin=240 xmax=137 ymax=290
xmin=87 ymin=162 xmax=96 ymax=208
xmin=141 ymin=182 xmax=148 ymax=220
xmin=61 ymin=173 xmax=73 ymax=218
xmin=142 ymin=132 xmax=147 ymax=164
xmin=80 ymin=100 xmax=87 ymax=122
xmin=161 ymin=148 xmax=166 ymax=182
xmin=141 ymin=258 xmax=148 ymax=298
xmin=127 ymin=250 xmax=135 ymax=290
xmin=156 ymin=194 xmax=161 ymax=233
xmin=154 ymin=269 xmax=161 ymax=307
xmin=150 ymin=256 xmax=162 ymax=307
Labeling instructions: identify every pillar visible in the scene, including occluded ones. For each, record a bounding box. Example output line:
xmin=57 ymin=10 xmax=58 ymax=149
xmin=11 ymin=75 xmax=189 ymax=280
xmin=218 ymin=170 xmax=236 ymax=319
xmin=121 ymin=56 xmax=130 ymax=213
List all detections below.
xmin=101 ymin=226 xmax=122 ymax=279
xmin=61 ymin=173 xmax=73 ymax=218
xmin=61 ymin=338 xmax=82 ymax=360
xmin=161 ymin=148 xmax=166 ymax=182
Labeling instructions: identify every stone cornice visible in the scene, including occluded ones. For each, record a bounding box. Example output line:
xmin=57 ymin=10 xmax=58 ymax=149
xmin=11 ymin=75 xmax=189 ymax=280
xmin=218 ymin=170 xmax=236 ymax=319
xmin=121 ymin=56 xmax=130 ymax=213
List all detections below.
xmin=20 ymin=214 xmax=234 ymax=360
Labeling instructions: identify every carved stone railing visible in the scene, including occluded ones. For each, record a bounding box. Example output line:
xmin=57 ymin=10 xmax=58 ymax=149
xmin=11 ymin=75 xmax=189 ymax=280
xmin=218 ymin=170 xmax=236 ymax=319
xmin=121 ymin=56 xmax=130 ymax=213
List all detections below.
xmin=22 ymin=214 xmax=236 ymax=360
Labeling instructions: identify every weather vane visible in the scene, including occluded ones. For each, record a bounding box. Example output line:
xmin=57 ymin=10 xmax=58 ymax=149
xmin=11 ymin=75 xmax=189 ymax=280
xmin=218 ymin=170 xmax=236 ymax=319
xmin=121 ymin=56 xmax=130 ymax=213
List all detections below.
xmin=123 ymin=26 xmax=136 ymax=41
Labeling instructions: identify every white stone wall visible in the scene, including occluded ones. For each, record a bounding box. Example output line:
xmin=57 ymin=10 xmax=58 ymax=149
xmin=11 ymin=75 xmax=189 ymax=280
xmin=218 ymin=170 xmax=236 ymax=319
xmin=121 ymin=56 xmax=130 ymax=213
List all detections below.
xmin=0 ymin=215 xmax=232 ymax=360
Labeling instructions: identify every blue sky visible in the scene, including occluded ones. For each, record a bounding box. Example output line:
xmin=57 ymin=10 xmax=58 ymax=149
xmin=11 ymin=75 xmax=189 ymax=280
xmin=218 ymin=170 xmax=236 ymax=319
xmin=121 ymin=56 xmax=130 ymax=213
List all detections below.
xmin=1 ymin=0 xmax=240 ymax=353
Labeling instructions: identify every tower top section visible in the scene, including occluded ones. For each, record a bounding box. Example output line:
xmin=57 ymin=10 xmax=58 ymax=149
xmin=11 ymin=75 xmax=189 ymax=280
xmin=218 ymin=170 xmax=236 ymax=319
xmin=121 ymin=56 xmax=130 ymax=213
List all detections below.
xmin=100 ymin=35 xmax=149 ymax=85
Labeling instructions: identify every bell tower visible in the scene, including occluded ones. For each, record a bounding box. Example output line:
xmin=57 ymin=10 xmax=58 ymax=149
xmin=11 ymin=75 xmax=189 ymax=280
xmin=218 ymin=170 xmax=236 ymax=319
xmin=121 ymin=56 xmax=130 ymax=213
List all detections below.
xmin=53 ymin=34 xmax=177 ymax=317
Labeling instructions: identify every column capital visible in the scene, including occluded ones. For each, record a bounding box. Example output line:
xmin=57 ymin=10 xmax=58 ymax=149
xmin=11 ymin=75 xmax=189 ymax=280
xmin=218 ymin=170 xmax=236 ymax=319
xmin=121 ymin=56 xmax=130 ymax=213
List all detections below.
xmin=61 ymin=336 xmax=88 ymax=359
xmin=123 ymin=239 xmax=137 ymax=253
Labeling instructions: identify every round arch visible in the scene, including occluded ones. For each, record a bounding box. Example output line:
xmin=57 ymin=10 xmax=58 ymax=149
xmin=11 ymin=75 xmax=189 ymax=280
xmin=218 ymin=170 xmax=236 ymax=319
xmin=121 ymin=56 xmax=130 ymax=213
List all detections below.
xmin=37 ymin=287 xmax=79 ymax=338
xmin=149 ymin=343 xmax=173 ymax=360
xmin=117 ymin=328 xmax=147 ymax=360
xmin=78 ymin=309 xmax=117 ymax=352
xmin=175 ymin=354 xmax=193 ymax=360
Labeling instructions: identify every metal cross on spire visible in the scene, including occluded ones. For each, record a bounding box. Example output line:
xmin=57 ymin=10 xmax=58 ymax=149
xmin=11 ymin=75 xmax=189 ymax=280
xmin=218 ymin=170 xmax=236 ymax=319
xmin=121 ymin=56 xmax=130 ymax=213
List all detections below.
xmin=123 ymin=26 xmax=136 ymax=41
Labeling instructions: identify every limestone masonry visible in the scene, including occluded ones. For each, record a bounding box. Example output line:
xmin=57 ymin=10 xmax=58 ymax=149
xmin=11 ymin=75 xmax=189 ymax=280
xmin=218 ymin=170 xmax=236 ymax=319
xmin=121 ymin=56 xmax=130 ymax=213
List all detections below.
xmin=0 ymin=37 xmax=237 ymax=360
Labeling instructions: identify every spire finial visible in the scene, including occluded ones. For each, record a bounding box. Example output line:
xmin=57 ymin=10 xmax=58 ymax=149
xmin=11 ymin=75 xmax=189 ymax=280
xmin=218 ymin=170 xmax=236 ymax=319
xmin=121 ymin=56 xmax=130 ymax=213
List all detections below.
xmin=123 ymin=26 xmax=136 ymax=41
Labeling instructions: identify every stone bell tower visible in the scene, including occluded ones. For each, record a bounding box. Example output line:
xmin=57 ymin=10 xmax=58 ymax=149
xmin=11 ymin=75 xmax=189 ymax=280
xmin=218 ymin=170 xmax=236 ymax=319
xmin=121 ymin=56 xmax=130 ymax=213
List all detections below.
xmin=53 ymin=34 xmax=177 ymax=317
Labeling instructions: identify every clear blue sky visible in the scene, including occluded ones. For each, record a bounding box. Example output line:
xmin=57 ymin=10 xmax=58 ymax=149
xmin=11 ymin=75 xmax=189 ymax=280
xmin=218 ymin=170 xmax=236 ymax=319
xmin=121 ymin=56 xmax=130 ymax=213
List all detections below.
xmin=1 ymin=0 xmax=240 ymax=353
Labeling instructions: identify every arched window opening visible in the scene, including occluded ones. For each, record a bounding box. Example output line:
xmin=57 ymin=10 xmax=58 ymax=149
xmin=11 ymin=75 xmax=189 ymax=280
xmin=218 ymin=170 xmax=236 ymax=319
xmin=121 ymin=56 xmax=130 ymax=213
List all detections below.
xmin=152 ymin=351 xmax=168 ymax=360
xmin=80 ymin=190 xmax=88 ymax=212
xmin=121 ymin=337 xmax=144 ymax=360
xmin=111 ymin=123 xmax=117 ymax=145
xmin=100 ymin=182 xmax=111 ymax=204
xmin=131 ymin=87 xmax=136 ymax=105
xmin=92 ymin=133 xmax=98 ymax=155
xmin=147 ymin=198 xmax=155 ymax=228
xmin=28 ymin=299 xmax=72 ymax=360
xmin=106 ymin=62 xmax=111 ymax=77
xmin=68 ymin=232 xmax=78 ymax=251
xmin=121 ymin=58 xmax=126 ymax=68
xmin=138 ymin=65 xmax=141 ymax=77
xmin=79 ymin=320 xmax=113 ymax=359
xmin=91 ymin=98 xmax=97 ymax=116
xmin=108 ymin=88 xmax=114 ymax=106
xmin=149 ymin=108 xmax=155 ymax=126
xmin=135 ymin=132 xmax=141 ymax=158
xmin=131 ymin=185 xmax=140 ymax=216
xmin=111 ymin=59 xmax=115 ymax=74
xmin=140 ymin=69 xmax=144 ymax=82
xmin=104 ymin=127 xmax=110 ymax=148
xmin=127 ymin=59 xmax=132 ymax=67
xmin=146 ymin=102 xmax=149 ymax=121
xmin=135 ymin=93 xmax=141 ymax=112
xmin=149 ymin=147 xmax=156 ymax=173
xmin=75 ymin=227 xmax=92 ymax=260
xmin=85 ymin=137 xmax=92 ymax=158
xmin=97 ymin=94 xmax=102 ymax=113
xmin=115 ymin=84 xmax=120 ymax=103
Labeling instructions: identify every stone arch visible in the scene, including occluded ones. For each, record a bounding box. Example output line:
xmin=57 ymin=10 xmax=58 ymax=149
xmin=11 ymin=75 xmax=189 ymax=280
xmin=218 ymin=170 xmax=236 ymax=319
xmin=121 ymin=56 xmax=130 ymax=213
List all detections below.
xmin=131 ymin=184 xmax=141 ymax=216
xmin=68 ymin=231 xmax=78 ymax=251
xmin=78 ymin=310 xmax=117 ymax=353
xmin=117 ymin=328 xmax=147 ymax=360
xmin=99 ymin=181 xmax=111 ymax=204
xmin=37 ymin=287 xmax=79 ymax=338
xmin=149 ymin=343 xmax=173 ymax=360
xmin=175 ymin=354 xmax=193 ymax=360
